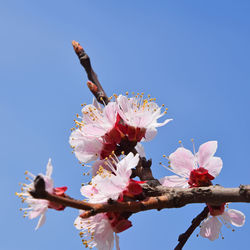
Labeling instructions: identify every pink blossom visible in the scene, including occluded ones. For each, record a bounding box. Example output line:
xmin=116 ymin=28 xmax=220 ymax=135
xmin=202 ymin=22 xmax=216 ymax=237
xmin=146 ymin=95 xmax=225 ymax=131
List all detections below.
xmin=69 ymin=100 xmax=120 ymax=163
xmin=16 ymin=159 xmax=67 ymax=230
xmin=81 ymin=152 xmax=140 ymax=203
xmin=200 ymin=206 xmax=245 ymax=241
xmin=76 ymin=153 xmax=143 ymax=249
xmin=160 ymin=141 xmax=223 ymax=188
xmin=116 ymin=95 xmax=172 ymax=141
xmin=74 ymin=212 xmax=117 ymax=250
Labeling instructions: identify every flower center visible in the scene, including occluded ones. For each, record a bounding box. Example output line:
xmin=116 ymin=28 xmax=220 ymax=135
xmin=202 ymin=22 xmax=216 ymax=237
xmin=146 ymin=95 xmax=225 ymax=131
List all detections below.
xmin=207 ymin=203 xmax=225 ymax=216
xmin=106 ymin=212 xmax=132 ymax=233
xmin=115 ymin=114 xmax=146 ymax=142
xmin=188 ymin=167 xmax=214 ymax=187
xmin=100 ymin=114 xmax=146 ymax=159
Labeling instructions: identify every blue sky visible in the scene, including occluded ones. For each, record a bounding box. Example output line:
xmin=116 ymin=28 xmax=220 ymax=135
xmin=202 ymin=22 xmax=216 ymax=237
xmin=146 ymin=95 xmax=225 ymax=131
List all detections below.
xmin=1 ymin=1 xmax=250 ymax=249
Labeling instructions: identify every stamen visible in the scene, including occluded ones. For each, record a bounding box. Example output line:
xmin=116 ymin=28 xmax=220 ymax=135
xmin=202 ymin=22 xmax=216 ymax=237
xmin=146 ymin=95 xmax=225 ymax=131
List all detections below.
xmin=178 ymin=140 xmax=184 ymax=147
xmin=191 ymin=138 xmax=196 ymax=155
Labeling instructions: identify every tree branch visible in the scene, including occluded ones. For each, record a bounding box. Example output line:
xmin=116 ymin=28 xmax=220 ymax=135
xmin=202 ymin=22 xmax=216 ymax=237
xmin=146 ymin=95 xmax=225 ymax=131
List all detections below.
xmin=30 ymin=184 xmax=250 ymax=218
xmin=174 ymin=206 xmax=209 ymax=250
xmin=72 ymin=40 xmax=109 ymax=105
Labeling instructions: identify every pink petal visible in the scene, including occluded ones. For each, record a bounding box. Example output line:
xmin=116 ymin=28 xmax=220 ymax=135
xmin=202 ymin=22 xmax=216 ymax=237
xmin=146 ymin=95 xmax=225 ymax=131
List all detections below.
xmin=135 ymin=143 xmax=146 ymax=157
xmin=104 ymin=102 xmax=117 ymax=125
xmin=154 ymin=118 xmax=173 ymax=128
xmin=94 ymin=215 xmax=114 ymax=250
xmin=115 ymin=233 xmax=120 ymax=250
xmin=204 ymin=156 xmax=223 ymax=177
xmin=43 ymin=176 xmax=54 ymax=193
xmin=35 ymin=213 xmax=46 ymax=230
xmin=145 ymin=127 xmax=157 ymax=141
xmin=29 ymin=206 xmax=47 ymax=219
xmin=45 ymin=158 xmax=53 ymax=178
xmin=197 ymin=141 xmax=218 ymax=167
xmin=82 ymin=124 xmax=108 ymax=137
xmin=200 ymin=216 xmax=222 ymax=241
xmin=159 ymin=175 xmax=188 ymax=188
xmin=117 ymin=153 xmax=139 ymax=177
xmin=169 ymin=147 xmax=195 ymax=178
xmin=92 ymin=160 xmax=107 ymax=176
xmin=222 ymin=209 xmax=245 ymax=227
xmin=92 ymin=97 xmax=102 ymax=109
xmin=80 ymin=184 xmax=98 ymax=198
xmin=73 ymin=138 xmax=103 ymax=163
xmin=116 ymin=95 xmax=130 ymax=121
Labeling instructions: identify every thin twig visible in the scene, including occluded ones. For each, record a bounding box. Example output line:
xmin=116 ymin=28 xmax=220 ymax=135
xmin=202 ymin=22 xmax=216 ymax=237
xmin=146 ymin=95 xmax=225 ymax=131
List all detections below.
xmin=174 ymin=206 xmax=209 ymax=250
xmin=72 ymin=40 xmax=109 ymax=104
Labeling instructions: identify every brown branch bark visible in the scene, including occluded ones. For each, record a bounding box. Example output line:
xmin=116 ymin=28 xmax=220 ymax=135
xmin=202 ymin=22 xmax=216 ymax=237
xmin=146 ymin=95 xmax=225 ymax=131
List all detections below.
xmin=72 ymin=40 xmax=109 ymax=105
xmin=174 ymin=206 xmax=209 ymax=250
xmin=30 ymin=184 xmax=250 ymax=218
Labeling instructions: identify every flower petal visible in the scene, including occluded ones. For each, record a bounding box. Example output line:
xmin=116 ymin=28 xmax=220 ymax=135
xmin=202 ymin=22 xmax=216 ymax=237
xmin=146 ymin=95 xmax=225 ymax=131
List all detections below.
xmin=29 ymin=204 xmax=47 ymax=219
xmin=45 ymin=158 xmax=53 ymax=178
xmin=169 ymin=147 xmax=195 ymax=178
xmin=159 ymin=175 xmax=188 ymax=188
xmin=135 ymin=143 xmax=146 ymax=157
xmin=72 ymin=136 xmax=103 ymax=163
xmin=197 ymin=141 xmax=218 ymax=167
xmin=104 ymin=102 xmax=117 ymax=125
xmin=92 ymin=97 xmax=102 ymax=110
xmin=116 ymin=153 xmax=139 ymax=181
xmin=200 ymin=216 xmax=222 ymax=241
xmin=204 ymin=156 xmax=223 ymax=177
xmin=35 ymin=212 xmax=46 ymax=230
xmin=222 ymin=209 xmax=245 ymax=227
xmin=145 ymin=127 xmax=157 ymax=141
xmin=93 ymin=215 xmax=114 ymax=250
xmin=115 ymin=233 xmax=120 ymax=250
xmin=154 ymin=118 xmax=173 ymax=128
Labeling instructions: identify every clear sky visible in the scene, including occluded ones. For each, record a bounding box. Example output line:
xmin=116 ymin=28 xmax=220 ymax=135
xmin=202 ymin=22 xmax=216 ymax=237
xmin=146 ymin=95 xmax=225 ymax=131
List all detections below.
xmin=1 ymin=1 xmax=250 ymax=249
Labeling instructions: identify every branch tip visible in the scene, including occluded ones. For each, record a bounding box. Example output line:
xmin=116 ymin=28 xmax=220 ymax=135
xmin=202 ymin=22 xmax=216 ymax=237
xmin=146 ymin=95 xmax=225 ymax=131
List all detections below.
xmin=72 ymin=40 xmax=83 ymax=54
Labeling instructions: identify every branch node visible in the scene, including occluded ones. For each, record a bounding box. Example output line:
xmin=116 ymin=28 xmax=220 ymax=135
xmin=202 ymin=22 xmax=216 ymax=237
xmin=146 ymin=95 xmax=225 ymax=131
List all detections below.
xmin=239 ymin=184 xmax=250 ymax=199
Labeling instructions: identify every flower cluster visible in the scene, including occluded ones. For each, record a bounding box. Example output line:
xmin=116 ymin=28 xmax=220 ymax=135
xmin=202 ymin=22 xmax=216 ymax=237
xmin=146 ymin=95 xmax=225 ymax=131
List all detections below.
xmin=69 ymin=94 xmax=172 ymax=163
xmin=16 ymin=88 xmax=247 ymax=249
xmin=75 ymin=153 xmax=144 ymax=249
xmin=70 ymin=94 xmax=172 ymax=249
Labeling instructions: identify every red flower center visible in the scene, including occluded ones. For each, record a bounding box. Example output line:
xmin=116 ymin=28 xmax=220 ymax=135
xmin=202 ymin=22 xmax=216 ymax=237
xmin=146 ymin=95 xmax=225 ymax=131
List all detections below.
xmin=207 ymin=203 xmax=225 ymax=216
xmin=100 ymin=114 xmax=147 ymax=159
xmin=106 ymin=212 xmax=132 ymax=233
xmin=188 ymin=167 xmax=214 ymax=187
